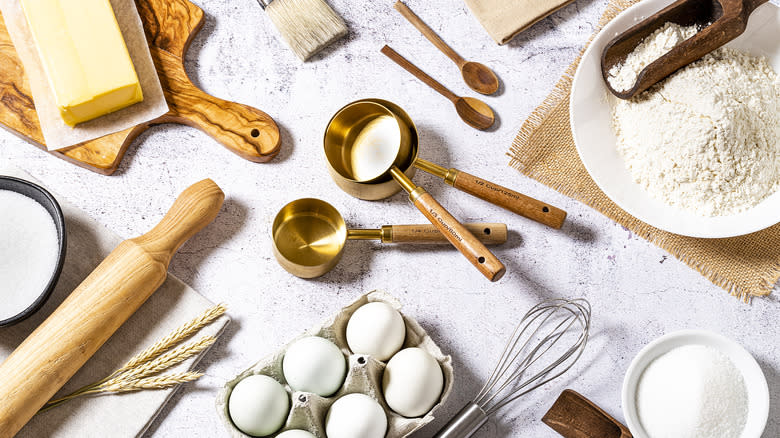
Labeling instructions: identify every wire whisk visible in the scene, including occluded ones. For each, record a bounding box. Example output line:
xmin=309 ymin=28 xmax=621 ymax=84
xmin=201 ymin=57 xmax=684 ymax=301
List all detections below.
xmin=434 ymin=298 xmax=591 ymax=438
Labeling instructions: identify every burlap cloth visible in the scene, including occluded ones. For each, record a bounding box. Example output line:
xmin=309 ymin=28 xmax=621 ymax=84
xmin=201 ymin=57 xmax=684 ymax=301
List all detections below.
xmin=508 ymin=0 xmax=780 ymax=301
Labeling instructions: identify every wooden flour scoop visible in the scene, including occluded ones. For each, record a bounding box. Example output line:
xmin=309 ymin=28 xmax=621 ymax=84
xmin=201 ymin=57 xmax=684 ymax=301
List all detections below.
xmin=601 ymin=0 xmax=768 ymax=99
xmin=0 ymin=179 xmax=224 ymax=438
xmin=0 ymin=0 xmax=281 ymax=174
xmin=543 ymin=389 xmax=633 ymax=438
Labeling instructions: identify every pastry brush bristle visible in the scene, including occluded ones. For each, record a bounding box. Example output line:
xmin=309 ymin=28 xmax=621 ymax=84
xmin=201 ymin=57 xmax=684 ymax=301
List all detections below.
xmin=265 ymin=0 xmax=348 ymax=61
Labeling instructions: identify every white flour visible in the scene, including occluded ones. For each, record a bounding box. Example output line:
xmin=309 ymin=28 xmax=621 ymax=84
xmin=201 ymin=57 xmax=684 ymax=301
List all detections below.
xmin=607 ymin=22 xmax=700 ymax=91
xmin=610 ymin=25 xmax=780 ymax=216
xmin=0 ymin=190 xmax=59 ymax=320
xmin=636 ymin=344 xmax=748 ymax=438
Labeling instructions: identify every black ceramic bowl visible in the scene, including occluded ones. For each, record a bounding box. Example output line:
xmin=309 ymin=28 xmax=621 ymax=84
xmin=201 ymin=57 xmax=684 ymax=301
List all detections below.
xmin=0 ymin=176 xmax=67 ymax=327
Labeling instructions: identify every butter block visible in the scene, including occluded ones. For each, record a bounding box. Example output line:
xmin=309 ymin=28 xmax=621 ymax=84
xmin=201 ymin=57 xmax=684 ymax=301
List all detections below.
xmin=22 ymin=0 xmax=143 ymax=126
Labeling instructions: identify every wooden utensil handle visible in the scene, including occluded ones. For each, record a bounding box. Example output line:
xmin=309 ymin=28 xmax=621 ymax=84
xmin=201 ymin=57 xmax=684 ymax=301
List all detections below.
xmin=389 ymin=223 xmax=507 ymax=244
xmin=380 ymin=45 xmax=459 ymax=102
xmin=393 ymin=1 xmax=465 ymax=66
xmin=411 ymin=190 xmax=505 ymax=281
xmin=452 ymin=170 xmax=566 ymax=229
xmin=0 ymin=180 xmax=224 ymax=438
xmin=153 ymin=47 xmax=281 ymax=163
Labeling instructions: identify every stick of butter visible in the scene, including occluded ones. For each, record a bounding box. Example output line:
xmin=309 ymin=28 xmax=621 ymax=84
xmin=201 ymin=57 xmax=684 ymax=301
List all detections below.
xmin=21 ymin=0 xmax=144 ymax=127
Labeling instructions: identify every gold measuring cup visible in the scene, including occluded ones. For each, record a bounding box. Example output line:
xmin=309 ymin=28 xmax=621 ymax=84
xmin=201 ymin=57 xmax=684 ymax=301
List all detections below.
xmin=324 ymin=101 xmax=505 ymax=282
xmin=272 ymin=198 xmax=508 ymax=278
xmin=328 ymin=99 xmax=566 ymax=229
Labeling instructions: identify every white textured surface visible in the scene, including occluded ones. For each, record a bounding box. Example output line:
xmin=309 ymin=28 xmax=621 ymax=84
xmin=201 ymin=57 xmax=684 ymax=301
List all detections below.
xmin=0 ymin=0 xmax=778 ymax=437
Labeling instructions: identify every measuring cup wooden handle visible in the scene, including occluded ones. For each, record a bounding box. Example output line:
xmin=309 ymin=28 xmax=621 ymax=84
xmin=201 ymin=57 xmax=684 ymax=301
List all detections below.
xmin=452 ymin=170 xmax=567 ymax=229
xmin=412 ymin=191 xmax=505 ymax=281
xmin=389 ymin=223 xmax=507 ymax=244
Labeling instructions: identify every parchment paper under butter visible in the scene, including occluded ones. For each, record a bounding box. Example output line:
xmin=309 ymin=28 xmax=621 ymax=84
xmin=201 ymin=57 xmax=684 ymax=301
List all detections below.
xmin=0 ymin=165 xmax=229 ymax=438
xmin=0 ymin=0 xmax=168 ymax=150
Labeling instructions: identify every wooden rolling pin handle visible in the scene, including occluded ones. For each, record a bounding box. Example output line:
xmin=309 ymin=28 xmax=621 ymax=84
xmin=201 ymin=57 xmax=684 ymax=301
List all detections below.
xmin=0 ymin=180 xmax=224 ymax=438
xmin=389 ymin=223 xmax=507 ymax=244
xmin=412 ymin=191 xmax=506 ymax=281
xmin=452 ymin=170 xmax=567 ymax=229
xmin=133 ymin=179 xmax=225 ymax=263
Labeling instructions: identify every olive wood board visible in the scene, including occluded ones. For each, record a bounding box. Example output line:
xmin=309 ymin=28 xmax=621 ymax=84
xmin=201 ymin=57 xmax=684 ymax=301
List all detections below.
xmin=0 ymin=0 xmax=280 ymax=175
xmin=0 ymin=165 xmax=230 ymax=437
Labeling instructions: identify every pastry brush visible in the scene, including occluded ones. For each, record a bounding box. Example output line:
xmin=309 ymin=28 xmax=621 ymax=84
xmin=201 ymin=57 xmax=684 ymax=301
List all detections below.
xmin=257 ymin=0 xmax=348 ymax=61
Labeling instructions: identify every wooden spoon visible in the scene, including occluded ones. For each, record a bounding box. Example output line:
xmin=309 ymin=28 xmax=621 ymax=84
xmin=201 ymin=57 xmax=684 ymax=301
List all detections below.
xmin=542 ymin=389 xmax=633 ymax=438
xmin=380 ymin=45 xmax=495 ymax=131
xmin=602 ymin=0 xmax=768 ymax=99
xmin=394 ymin=1 xmax=500 ymax=95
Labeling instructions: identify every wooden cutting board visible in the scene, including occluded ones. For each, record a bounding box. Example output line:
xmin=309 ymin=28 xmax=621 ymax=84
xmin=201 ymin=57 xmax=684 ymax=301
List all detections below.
xmin=0 ymin=0 xmax=281 ymax=175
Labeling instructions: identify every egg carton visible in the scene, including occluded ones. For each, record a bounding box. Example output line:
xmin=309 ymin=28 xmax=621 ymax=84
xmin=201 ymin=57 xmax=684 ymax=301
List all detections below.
xmin=216 ymin=290 xmax=454 ymax=438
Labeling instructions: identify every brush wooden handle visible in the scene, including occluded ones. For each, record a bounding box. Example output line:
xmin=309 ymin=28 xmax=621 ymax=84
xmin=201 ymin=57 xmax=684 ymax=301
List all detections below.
xmin=380 ymin=45 xmax=459 ymax=102
xmin=450 ymin=170 xmax=567 ymax=229
xmin=393 ymin=1 xmax=465 ymax=67
xmin=388 ymin=223 xmax=507 ymax=244
xmin=0 ymin=179 xmax=224 ymax=438
xmin=412 ymin=191 xmax=505 ymax=281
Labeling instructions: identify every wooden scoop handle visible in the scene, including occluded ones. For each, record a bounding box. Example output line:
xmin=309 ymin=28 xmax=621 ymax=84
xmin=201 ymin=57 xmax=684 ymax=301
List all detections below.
xmin=412 ymin=191 xmax=506 ymax=281
xmin=388 ymin=223 xmax=507 ymax=244
xmin=451 ymin=170 xmax=566 ymax=229
xmin=0 ymin=180 xmax=224 ymax=438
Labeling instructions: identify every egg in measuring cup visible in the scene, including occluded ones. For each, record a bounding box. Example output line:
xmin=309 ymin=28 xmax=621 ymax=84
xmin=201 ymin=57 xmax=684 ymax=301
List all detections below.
xmin=228 ymin=375 xmax=290 ymax=437
xmin=326 ymin=393 xmax=388 ymax=438
xmin=283 ymin=336 xmax=347 ymax=396
xmin=346 ymin=301 xmax=406 ymax=361
xmin=383 ymin=347 xmax=444 ymax=417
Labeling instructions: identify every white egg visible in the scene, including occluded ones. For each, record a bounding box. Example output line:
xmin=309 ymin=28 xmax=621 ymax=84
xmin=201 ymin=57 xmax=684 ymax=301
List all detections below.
xmin=346 ymin=302 xmax=406 ymax=361
xmin=382 ymin=347 xmax=444 ymax=417
xmin=326 ymin=393 xmax=387 ymax=438
xmin=275 ymin=430 xmax=316 ymax=438
xmin=228 ymin=375 xmax=289 ymax=437
xmin=283 ymin=336 xmax=346 ymax=396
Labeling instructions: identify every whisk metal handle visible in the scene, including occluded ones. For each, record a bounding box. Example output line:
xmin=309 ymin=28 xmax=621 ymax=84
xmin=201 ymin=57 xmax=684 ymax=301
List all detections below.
xmin=433 ymin=403 xmax=489 ymax=438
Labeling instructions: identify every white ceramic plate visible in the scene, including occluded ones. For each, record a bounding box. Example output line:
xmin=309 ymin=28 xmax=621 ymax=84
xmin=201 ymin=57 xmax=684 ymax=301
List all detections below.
xmin=570 ymin=1 xmax=780 ymax=238
xmin=622 ymin=330 xmax=769 ymax=438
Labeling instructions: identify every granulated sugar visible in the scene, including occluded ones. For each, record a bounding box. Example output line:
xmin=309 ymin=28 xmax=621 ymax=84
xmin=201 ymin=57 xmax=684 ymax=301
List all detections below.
xmin=609 ymin=23 xmax=780 ymax=216
xmin=637 ymin=344 xmax=748 ymax=438
xmin=0 ymin=190 xmax=60 ymax=320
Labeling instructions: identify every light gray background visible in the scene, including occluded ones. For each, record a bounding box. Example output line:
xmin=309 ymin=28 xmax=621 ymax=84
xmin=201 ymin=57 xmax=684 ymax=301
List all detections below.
xmin=0 ymin=0 xmax=777 ymax=436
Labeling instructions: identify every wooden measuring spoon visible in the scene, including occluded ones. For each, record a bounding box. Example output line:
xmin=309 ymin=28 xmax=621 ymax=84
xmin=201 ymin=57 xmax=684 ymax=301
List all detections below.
xmin=380 ymin=45 xmax=495 ymax=130
xmin=394 ymin=1 xmax=500 ymax=95
xmin=543 ymin=389 xmax=633 ymax=438
xmin=602 ymin=0 xmax=768 ymax=99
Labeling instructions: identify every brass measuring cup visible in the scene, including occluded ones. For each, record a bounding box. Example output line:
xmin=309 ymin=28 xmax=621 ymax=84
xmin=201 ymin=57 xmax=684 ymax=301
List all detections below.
xmin=271 ymin=198 xmax=508 ymax=278
xmin=338 ymin=99 xmax=565 ymax=228
xmin=324 ymin=100 xmax=505 ymax=282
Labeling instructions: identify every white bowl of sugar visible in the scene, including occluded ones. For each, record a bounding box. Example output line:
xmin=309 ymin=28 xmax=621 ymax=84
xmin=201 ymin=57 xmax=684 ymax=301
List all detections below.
xmin=0 ymin=176 xmax=67 ymax=327
xmin=622 ymin=330 xmax=769 ymax=438
xmin=570 ymin=0 xmax=780 ymax=237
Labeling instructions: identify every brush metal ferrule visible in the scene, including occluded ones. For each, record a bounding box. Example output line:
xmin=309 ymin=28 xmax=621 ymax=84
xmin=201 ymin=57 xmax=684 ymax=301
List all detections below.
xmin=433 ymin=403 xmax=489 ymax=438
xmin=255 ymin=0 xmax=271 ymax=10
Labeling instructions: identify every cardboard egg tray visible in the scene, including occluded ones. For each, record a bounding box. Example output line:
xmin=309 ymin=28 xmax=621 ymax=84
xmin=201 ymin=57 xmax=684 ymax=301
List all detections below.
xmin=216 ymin=290 xmax=454 ymax=437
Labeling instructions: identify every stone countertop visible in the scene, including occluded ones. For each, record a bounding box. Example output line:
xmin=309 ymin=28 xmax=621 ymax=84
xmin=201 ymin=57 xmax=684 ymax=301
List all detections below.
xmin=1 ymin=0 xmax=778 ymax=437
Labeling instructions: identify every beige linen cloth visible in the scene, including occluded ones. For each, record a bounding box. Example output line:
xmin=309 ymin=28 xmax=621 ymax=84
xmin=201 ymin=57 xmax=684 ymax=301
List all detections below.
xmin=508 ymin=0 xmax=780 ymax=300
xmin=464 ymin=0 xmax=575 ymax=44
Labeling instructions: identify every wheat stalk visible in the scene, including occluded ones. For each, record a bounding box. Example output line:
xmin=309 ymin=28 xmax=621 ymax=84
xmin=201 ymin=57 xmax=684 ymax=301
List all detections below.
xmin=113 ymin=335 xmax=215 ymax=381
xmin=118 ymin=303 xmax=226 ymax=373
xmin=40 ymin=304 xmax=226 ymax=413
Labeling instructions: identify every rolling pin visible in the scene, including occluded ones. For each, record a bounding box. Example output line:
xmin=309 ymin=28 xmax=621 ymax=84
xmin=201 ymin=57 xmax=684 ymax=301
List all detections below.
xmin=0 ymin=179 xmax=224 ymax=438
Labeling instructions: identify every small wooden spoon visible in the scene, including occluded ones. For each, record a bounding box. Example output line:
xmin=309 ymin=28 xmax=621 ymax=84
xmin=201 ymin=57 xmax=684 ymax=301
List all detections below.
xmin=380 ymin=45 xmax=495 ymax=131
xmin=543 ymin=389 xmax=633 ymax=438
xmin=602 ymin=0 xmax=768 ymax=99
xmin=394 ymin=1 xmax=500 ymax=95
